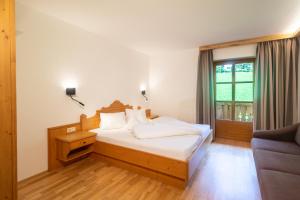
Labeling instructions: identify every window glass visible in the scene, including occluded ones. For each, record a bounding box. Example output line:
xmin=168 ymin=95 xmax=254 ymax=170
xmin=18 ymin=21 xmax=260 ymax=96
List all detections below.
xmin=235 ymin=83 xmax=253 ymax=102
xmin=216 ymin=64 xmax=232 ymax=83
xmin=216 ymin=83 xmax=232 ymax=101
xmin=235 ymin=63 xmax=253 ymax=82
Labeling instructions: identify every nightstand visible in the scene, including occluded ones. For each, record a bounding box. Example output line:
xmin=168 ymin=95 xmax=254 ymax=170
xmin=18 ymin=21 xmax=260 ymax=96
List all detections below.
xmin=55 ymin=131 xmax=96 ymax=162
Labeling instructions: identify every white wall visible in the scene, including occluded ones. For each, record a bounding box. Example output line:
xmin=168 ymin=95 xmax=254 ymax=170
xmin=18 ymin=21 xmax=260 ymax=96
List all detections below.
xmin=149 ymin=49 xmax=199 ymax=123
xmin=149 ymin=45 xmax=256 ymax=123
xmin=16 ymin=4 xmax=149 ymax=181
xmin=213 ymin=44 xmax=257 ymax=61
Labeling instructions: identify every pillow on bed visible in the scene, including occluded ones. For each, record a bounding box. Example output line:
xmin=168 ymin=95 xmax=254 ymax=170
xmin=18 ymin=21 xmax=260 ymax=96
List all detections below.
xmin=100 ymin=112 xmax=126 ymax=130
xmin=125 ymin=109 xmax=148 ymax=130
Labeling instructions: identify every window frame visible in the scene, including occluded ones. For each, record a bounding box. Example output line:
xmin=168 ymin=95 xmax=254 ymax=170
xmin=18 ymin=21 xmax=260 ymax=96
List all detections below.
xmin=214 ymin=58 xmax=255 ymax=121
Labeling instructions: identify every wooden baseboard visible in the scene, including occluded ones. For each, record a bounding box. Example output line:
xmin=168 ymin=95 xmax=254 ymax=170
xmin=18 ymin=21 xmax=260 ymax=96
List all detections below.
xmin=18 ymin=170 xmax=49 ymax=189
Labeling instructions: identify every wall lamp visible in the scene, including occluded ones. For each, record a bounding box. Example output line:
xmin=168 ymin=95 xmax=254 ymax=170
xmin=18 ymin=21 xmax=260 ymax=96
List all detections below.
xmin=66 ymin=88 xmax=85 ymax=106
xmin=141 ymin=90 xmax=148 ymax=102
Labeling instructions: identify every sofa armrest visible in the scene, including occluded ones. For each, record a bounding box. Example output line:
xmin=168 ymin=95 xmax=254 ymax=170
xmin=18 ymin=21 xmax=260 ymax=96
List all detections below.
xmin=253 ymin=124 xmax=299 ymax=142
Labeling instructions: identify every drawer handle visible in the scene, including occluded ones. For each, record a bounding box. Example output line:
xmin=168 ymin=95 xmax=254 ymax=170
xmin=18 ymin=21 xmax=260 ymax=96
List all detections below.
xmin=82 ymin=141 xmax=87 ymax=144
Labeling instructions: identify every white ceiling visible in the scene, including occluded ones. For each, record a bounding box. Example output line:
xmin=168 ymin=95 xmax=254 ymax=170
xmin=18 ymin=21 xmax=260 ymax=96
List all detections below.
xmin=17 ymin=0 xmax=300 ymax=55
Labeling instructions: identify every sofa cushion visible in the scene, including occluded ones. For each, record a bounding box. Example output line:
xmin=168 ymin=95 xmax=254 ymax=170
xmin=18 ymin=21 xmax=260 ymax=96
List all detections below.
xmin=295 ymin=127 xmax=300 ymax=146
xmin=251 ymin=138 xmax=300 ymax=155
xmin=253 ymin=149 xmax=300 ymax=175
xmin=259 ymin=170 xmax=300 ymax=200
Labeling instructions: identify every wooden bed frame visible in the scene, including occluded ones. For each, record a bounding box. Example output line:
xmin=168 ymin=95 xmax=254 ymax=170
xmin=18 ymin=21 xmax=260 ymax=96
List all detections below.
xmin=80 ymin=100 xmax=213 ymax=188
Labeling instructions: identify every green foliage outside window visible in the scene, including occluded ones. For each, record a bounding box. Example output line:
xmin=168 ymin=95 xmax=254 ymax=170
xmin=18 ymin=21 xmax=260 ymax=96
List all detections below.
xmin=216 ymin=64 xmax=232 ymax=82
xmin=235 ymin=83 xmax=253 ymax=101
xmin=235 ymin=63 xmax=253 ymax=82
xmin=216 ymin=84 xmax=232 ymax=101
xmin=216 ymin=63 xmax=253 ymax=102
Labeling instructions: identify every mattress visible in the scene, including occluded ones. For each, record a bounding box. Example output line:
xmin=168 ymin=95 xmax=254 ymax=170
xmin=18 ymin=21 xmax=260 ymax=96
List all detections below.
xmin=92 ymin=124 xmax=212 ymax=161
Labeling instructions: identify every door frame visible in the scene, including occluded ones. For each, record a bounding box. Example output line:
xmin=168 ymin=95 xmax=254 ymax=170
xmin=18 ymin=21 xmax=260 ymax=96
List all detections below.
xmin=0 ymin=0 xmax=17 ymax=199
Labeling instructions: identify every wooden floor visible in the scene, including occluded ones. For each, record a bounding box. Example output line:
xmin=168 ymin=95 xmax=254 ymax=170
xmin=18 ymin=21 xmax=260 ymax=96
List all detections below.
xmin=18 ymin=139 xmax=261 ymax=200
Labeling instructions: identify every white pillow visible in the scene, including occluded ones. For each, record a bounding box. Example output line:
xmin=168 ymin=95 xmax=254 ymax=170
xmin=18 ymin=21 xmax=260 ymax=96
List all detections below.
xmin=125 ymin=109 xmax=148 ymax=130
xmin=100 ymin=112 xmax=126 ymax=130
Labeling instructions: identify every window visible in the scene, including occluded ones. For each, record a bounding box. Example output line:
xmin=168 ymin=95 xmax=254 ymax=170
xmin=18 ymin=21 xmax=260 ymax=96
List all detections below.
xmin=215 ymin=59 xmax=254 ymax=122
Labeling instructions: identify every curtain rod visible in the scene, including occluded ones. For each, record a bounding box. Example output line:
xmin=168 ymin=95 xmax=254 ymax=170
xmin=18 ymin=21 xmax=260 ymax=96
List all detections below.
xmin=199 ymin=31 xmax=300 ymax=51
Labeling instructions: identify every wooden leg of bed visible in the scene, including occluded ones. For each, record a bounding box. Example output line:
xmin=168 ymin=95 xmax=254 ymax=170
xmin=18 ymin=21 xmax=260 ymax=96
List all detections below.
xmin=91 ymin=153 xmax=186 ymax=189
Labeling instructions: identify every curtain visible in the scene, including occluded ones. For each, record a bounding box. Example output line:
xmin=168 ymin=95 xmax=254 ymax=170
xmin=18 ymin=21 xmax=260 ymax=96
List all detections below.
xmin=196 ymin=50 xmax=215 ymax=135
xmin=254 ymin=37 xmax=300 ymax=130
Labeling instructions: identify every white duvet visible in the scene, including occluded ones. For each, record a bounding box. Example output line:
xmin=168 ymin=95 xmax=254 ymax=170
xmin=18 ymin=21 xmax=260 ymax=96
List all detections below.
xmin=133 ymin=117 xmax=208 ymax=139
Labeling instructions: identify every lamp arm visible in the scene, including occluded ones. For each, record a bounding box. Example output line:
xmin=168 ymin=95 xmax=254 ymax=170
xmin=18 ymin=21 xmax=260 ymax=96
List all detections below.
xmin=69 ymin=95 xmax=85 ymax=106
xmin=142 ymin=94 xmax=148 ymax=101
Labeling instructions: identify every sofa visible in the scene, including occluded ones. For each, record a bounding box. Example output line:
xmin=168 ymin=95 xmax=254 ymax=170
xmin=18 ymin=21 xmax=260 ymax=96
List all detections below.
xmin=251 ymin=123 xmax=300 ymax=200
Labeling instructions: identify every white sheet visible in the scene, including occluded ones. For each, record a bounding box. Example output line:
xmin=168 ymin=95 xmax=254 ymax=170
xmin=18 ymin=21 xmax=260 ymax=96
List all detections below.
xmin=93 ymin=124 xmax=211 ymax=161
xmin=133 ymin=117 xmax=205 ymax=139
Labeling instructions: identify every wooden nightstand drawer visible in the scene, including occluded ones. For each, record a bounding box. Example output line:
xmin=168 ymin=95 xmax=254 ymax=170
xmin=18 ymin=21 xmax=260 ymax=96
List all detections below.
xmin=56 ymin=132 xmax=96 ymax=162
xmin=69 ymin=136 xmax=96 ymax=150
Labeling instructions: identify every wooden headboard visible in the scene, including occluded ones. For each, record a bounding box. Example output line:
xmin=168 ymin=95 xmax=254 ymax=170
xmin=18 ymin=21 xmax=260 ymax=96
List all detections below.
xmin=80 ymin=100 xmax=151 ymax=131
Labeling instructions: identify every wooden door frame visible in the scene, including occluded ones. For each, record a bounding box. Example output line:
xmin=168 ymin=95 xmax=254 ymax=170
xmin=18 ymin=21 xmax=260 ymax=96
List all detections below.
xmin=0 ymin=0 xmax=17 ymax=199
xmin=213 ymin=58 xmax=255 ymax=142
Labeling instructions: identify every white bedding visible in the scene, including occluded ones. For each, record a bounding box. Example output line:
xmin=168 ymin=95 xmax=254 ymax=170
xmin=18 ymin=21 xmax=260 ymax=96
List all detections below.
xmin=133 ymin=117 xmax=205 ymax=139
xmin=93 ymin=123 xmax=211 ymax=161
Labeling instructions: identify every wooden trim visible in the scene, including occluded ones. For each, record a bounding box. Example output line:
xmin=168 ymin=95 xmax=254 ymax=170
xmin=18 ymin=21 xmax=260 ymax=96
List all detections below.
xmin=0 ymin=0 xmax=17 ymax=199
xmin=199 ymin=32 xmax=298 ymax=51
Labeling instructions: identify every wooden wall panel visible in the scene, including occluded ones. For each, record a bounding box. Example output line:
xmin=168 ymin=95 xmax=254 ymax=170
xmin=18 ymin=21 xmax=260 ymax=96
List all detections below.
xmin=0 ymin=0 xmax=17 ymax=199
xmin=216 ymin=120 xmax=253 ymax=142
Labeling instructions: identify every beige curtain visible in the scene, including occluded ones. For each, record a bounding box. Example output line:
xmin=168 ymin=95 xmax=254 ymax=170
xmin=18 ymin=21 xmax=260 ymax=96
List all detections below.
xmin=196 ymin=50 xmax=215 ymax=135
xmin=254 ymin=37 xmax=300 ymax=130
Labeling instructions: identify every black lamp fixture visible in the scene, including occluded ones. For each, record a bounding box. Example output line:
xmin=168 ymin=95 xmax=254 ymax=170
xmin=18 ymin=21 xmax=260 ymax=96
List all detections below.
xmin=141 ymin=89 xmax=148 ymax=102
xmin=66 ymin=88 xmax=85 ymax=106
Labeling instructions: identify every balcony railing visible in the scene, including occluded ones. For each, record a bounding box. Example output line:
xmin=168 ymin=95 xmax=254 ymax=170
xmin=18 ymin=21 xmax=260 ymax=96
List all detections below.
xmin=216 ymin=102 xmax=253 ymax=122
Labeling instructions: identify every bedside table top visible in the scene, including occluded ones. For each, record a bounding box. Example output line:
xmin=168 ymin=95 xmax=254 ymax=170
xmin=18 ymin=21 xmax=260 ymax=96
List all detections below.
xmin=56 ymin=131 xmax=97 ymax=143
xmin=150 ymin=115 xmax=159 ymax=119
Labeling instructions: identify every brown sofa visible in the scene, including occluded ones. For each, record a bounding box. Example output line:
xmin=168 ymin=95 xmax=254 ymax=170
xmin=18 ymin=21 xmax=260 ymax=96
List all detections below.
xmin=251 ymin=123 xmax=300 ymax=200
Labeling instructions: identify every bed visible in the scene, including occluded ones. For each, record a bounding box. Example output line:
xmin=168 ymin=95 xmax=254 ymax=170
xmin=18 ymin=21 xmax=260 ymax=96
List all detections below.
xmin=80 ymin=100 xmax=213 ymax=188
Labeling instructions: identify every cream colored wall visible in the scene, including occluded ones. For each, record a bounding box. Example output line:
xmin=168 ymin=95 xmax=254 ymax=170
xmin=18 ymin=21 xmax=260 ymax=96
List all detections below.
xmin=149 ymin=45 xmax=257 ymax=123
xmin=16 ymin=4 xmax=149 ymax=181
xmin=149 ymin=49 xmax=199 ymax=123
xmin=213 ymin=44 xmax=257 ymax=61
